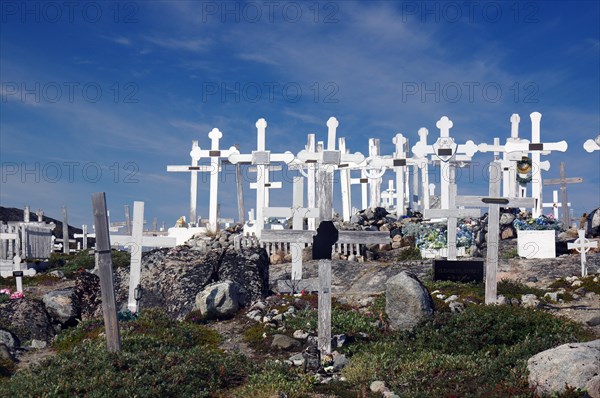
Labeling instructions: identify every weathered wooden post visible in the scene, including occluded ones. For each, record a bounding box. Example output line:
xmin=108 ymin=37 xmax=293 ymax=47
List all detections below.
xmin=91 ymin=192 xmax=121 ymax=353
xmin=61 ymin=206 xmax=69 ymax=254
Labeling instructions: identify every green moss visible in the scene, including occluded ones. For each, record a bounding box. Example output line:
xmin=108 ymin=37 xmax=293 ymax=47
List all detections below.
xmin=397 ymin=247 xmax=422 ymax=261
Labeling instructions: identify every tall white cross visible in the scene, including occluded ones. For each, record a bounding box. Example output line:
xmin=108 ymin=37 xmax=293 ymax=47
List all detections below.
xmin=414 ymin=117 xmax=478 ymax=210
xmin=542 ymin=190 xmax=571 ymax=220
xmin=167 ymin=141 xmax=212 ymax=227
xmin=505 ymin=112 xmax=568 ymax=217
xmin=364 ymin=138 xmax=386 ymax=209
xmin=411 ymin=128 xmax=432 ymax=210
xmin=110 ymin=201 xmax=176 ymax=313
xmin=228 ymin=119 xmax=295 ymax=238
xmin=568 ymin=230 xmax=598 ymax=277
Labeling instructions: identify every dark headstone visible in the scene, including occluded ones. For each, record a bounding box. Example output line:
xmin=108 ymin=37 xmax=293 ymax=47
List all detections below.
xmin=312 ymin=221 xmax=339 ymax=260
xmin=433 ymin=259 xmax=484 ymax=283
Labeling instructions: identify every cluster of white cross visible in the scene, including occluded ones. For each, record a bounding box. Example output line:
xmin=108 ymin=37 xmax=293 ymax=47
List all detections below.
xmin=166 ymin=112 xmax=592 ymax=237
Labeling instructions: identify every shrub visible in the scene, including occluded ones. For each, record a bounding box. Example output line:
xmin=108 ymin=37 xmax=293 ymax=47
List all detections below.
xmin=397 ymin=246 xmax=422 ymax=261
xmin=1 ymin=309 xmax=240 ymax=397
xmin=343 ymin=304 xmax=593 ymax=397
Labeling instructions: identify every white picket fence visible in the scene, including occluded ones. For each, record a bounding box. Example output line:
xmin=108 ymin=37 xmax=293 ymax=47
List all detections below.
xmin=0 ymin=221 xmax=54 ymax=275
xmin=233 ymin=232 xmax=383 ymax=257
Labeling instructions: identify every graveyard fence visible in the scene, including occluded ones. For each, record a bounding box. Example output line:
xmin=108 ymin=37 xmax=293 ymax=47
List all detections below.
xmin=0 ymin=221 xmax=54 ymax=274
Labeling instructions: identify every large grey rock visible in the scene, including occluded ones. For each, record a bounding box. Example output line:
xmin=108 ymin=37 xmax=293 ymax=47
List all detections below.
xmin=500 ymin=212 xmax=516 ymax=226
xmin=195 ymin=280 xmax=243 ymax=319
xmin=527 ymin=340 xmax=600 ymax=397
xmin=0 ymin=299 xmax=55 ymax=342
xmin=385 ymin=272 xmax=434 ymax=331
xmin=113 ymin=246 xmax=269 ymax=320
xmin=43 ymin=288 xmax=79 ymax=326
xmin=591 ymin=208 xmax=600 ymax=236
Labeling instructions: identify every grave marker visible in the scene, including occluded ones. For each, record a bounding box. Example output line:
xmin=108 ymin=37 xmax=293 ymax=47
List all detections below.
xmin=543 ymin=162 xmax=582 ymax=227
xmin=568 ymin=230 xmax=598 ymax=277
xmin=228 ymin=119 xmax=295 ymax=238
xmin=412 ymin=117 xmax=478 ymax=210
xmin=456 ymin=162 xmax=535 ymax=304
xmin=505 ymin=112 xmax=568 ymax=217
xmin=91 ymin=192 xmax=121 ymax=353
xmin=110 ymin=202 xmax=176 ymax=313
xmin=542 ymin=190 xmax=571 ymax=220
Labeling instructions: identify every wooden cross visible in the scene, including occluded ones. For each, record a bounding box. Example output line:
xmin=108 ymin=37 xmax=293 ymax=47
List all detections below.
xmin=62 ymin=206 xmax=69 ymax=254
xmin=350 ymin=169 xmax=370 ymax=211
xmin=338 ymin=137 xmax=362 ymax=222
xmin=423 ymin=165 xmax=480 ymax=261
xmin=262 ymin=176 xmax=319 ymax=280
xmin=412 ymin=117 xmax=478 ymax=210
xmin=228 ymin=119 xmax=295 ymax=238
xmin=288 ymin=134 xmax=319 ymax=229
xmin=456 ymin=161 xmax=534 ymax=304
xmin=543 ymin=162 xmax=582 ymax=227
xmin=381 ymin=179 xmax=396 ymax=209
xmin=110 ymin=201 xmax=176 ymax=313
xmin=568 ymin=230 xmax=598 ymax=277
xmin=583 ymin=135 xmax=600 ymax=152
xmin=362 ymin=138 xmax=386 ymax=209
xmin=249 ymin=164 xmax=283 ymax=208
xmin=505 ymin=112 xmax=568 ymax=217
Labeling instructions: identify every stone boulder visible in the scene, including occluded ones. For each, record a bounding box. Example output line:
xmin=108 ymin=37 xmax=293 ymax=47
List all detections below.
xmin=527 ymin=340 xmax=600 ymax=397
xmin=0 ymin=299 xmax=55 ymax=343
xmin=114 ymin=246 xmax=269 ymax=319
xmin=195 ymin=280 xmax=244 ymax=319
xmin=43 ymin=288 xmax=79 ymax=327
xmin=385 ymin=272 xmax=434 ymax=331
xmin=74 ymin=270 xmax=103 ymax=321
xmin=589 ymin=208 xmax=600 ymax=237
xmin=0 ymin=329 xmax=19 ymax=351
xmin=271 ymin=334 xmax=301 ymax=351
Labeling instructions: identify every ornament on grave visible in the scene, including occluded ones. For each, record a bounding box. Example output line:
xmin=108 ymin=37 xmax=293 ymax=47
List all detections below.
xmin=516 ymin=157 xmax=532 ymax=184
xmin=175 ymin=216 xmax=187 ymax=228
xmin=303 ymin=341 xmax=321 ymax=373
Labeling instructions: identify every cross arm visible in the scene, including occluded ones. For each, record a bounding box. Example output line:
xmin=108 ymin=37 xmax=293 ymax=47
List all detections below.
xmin=456 ymin=195 xmax=535 ymax=208
xmin=423 ymin=208 xmax=481 ymax=219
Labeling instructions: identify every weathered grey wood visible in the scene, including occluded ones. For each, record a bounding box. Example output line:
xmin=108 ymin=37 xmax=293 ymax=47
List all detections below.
xmin=318 ymin=259 xmax=332 ymax=355
xmin=62 ymin=206 xmax=69 ymax=254
xmin=543 ymin=162 xmax=582 ymax=227
xmin=261 ymin=230 xmax=389 ymax=245
xmin=457 ymin=162 xmax=535 ymax=304
xmin=124 ymin=205 xmax=132 ymax=235
xmin=91 ymin=192 xmax=121 ymax=353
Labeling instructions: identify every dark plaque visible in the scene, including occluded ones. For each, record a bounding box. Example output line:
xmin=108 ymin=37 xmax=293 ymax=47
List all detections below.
xmin=393 ymin=159 xmax=407 ymax=167
xmin=312 ymin=221 xmax=339 ymax=260
xmin=264 ymin=183 xmax=271 ymax=187
xmin=209 ymin=150 xmax=221 ymax=157
xmin=306 ymin=159 xmax=318 ymax=163
xmin=12 ymin=271 xmax=24 ymax=277
xmin=188 ymin=166 xmax=201 ymax=170
xmin=437 ymin=148 xmax=453 ymax=156
xmin=529 ymin=143 xmax=544 ymax=151
xmin=482 ymin=198 xmax=509 ymax=205
xmin=359 ymin=178 xmax=368 ymax=183
xmin=433 ymin=259 xmax=484 ymax=283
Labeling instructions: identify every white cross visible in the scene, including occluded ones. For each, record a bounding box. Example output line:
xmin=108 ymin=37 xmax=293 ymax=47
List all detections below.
xmin=110 ymin=201 xmax=176 ymax=313
xmin=542 ymin=190 xmax=571 ymax=220
xmin=504 ymin=112 xmax=568 ymax=217
xmin=262 ymin=176 xmax=319 ymax=280
xmin=167 ymin=140 xmax=212 ymax=227
xmin=289 ymin=134 xmax=319 ymax=227
xmin=543 ymin=162 xmax=582 ymax=226
xmin=568 ymin=230 xmax=598 ymax=277
xmin=350 ymin=169 xmax=370 ymax=211
xmin=368 ymin=133 xmax=422 ymax=216
xmin=423 ymin=164 xmax=480 ymax=261
xmin=228 ymin=119 xmax=295 ymax=238
xmin=456 ymin=162 xmax=535 ymax=304
xmin=364 ymin=138 xmax=386 ymax=209
xmin=583 ymin=135 xmax=600 ymax=152
xmin=413 ymin=117 xmax=478 ymax=209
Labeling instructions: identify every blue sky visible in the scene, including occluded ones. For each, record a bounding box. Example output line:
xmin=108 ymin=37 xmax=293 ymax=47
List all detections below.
xmin=1 ymin=1 xmax=599 ymax=229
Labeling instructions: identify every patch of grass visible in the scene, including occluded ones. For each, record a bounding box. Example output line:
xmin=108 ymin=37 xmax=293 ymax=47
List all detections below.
xmin=500 ymin=248 xmax=519 ymax=259
xmin=548 ymin=276 xmax=600 ymax=295
xmin=342 ymin=305 xmax=594 ymax=397
xmin=497 ymin=279 xmax=546 ymax=299
xmin=397 ymin=247 xmax=422 ymax=261
xmin=242 ymin=323 xmax=273 ymax=351
xmin=1 ymin=309 xmax=239 ymax=397
xmin=0 ymin=358 xmax=16 ymax=379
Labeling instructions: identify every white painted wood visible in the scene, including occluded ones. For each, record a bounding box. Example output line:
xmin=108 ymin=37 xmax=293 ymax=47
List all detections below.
xmin=367 ymin=138 xmax=383 ymax=208
xmin=504 ymin=112 xmax=568 ymax=216
xmin=517 ymin=230 xmax=556 ymax=259
xmin=542 ymin=190 xmax=571 ymax=220
xmin=583 ymin=135 xmax=600 ymax=152
xmin=568 ymin=229 xmax=598 ymax=276
xmin=110 ymin=201 xmax=176 ymax=313
xmin=167 ymin=141 xmax=204 ymax=226
xmin=338 ymin=138 xmax=353 ymax=221
xmin=62 ymin=206 xmax=69 ymax=254
xmin=543 ymin=162 xmax=582 ymax=226
xmin=228 ymin=118 xmax=295 ymax=238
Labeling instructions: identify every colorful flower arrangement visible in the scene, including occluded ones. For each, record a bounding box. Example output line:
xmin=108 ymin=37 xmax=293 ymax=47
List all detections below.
xmin=513 ymin=214 xmax=562 ymax=231
xmin=0 ymin=288 xmax=24 ymax=301
xmin=404 ymin=221 xmax=476 ymax=250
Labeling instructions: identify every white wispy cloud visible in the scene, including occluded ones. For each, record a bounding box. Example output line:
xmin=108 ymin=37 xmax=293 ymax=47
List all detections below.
xmin=143 ymin=36 xmax=211 ymax=52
